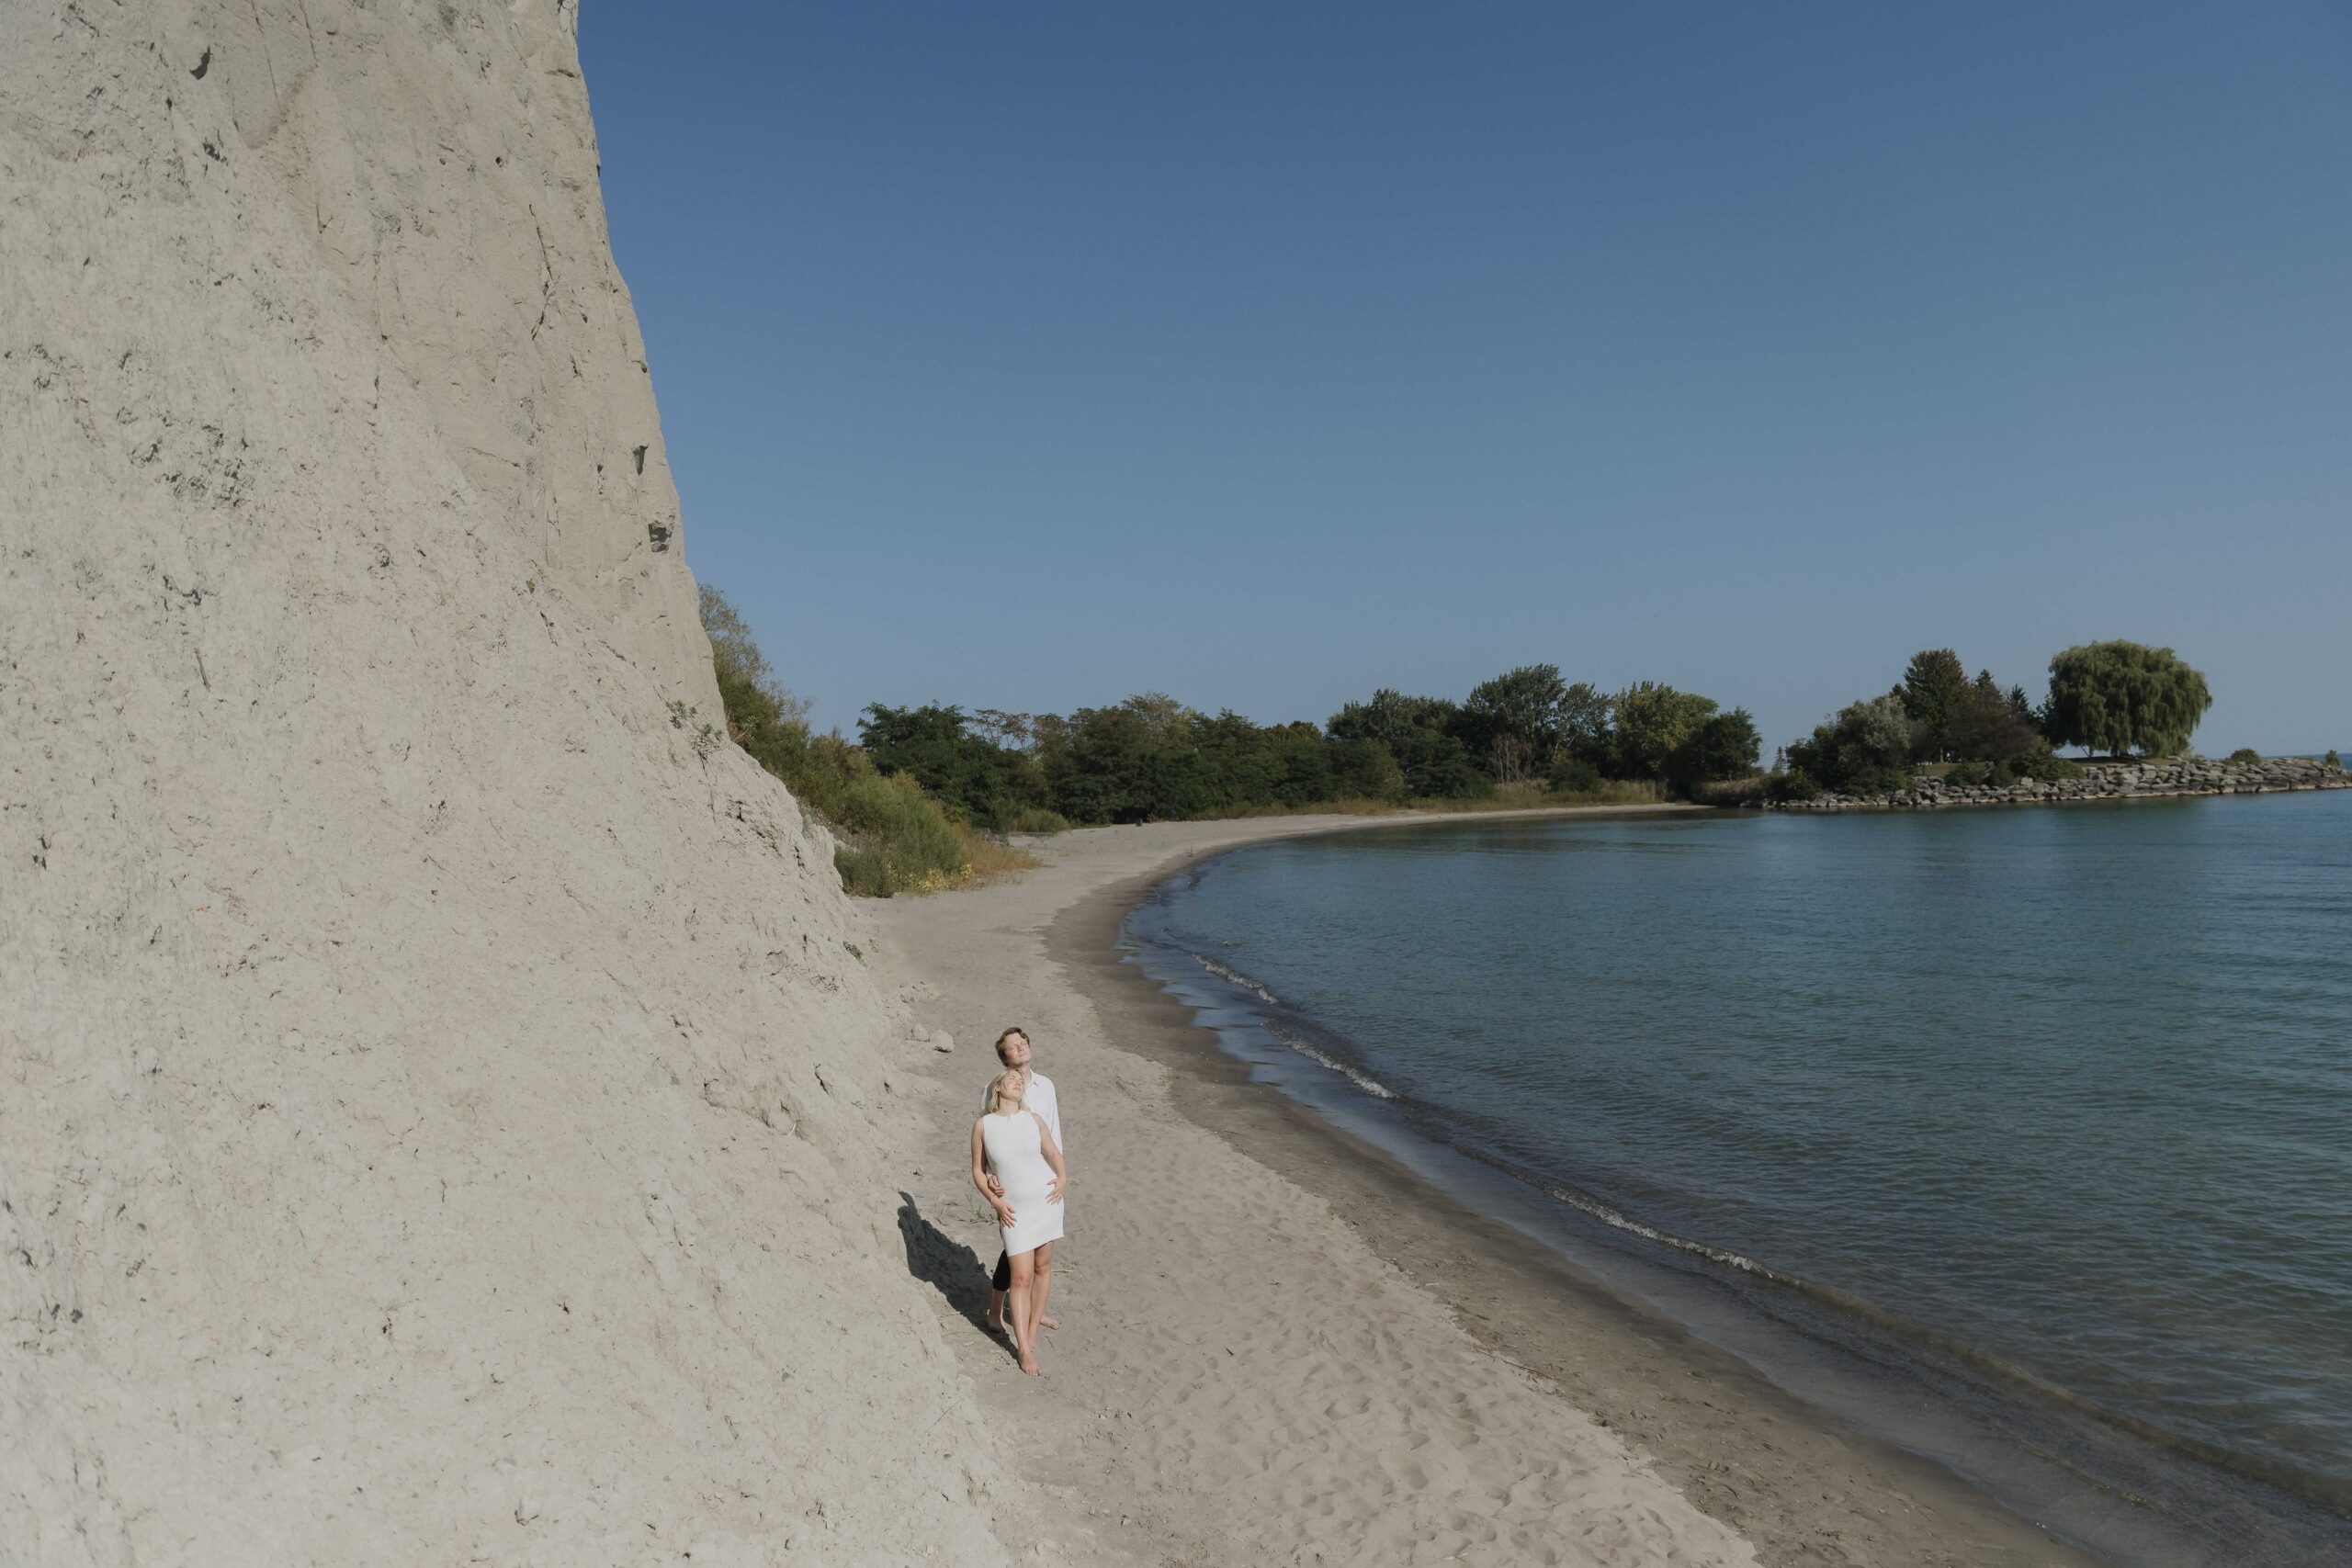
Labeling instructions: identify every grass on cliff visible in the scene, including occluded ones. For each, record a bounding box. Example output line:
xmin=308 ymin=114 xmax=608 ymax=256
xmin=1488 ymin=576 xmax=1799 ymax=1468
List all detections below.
xmin=700 ymin=587 xmax=1036 ymax=897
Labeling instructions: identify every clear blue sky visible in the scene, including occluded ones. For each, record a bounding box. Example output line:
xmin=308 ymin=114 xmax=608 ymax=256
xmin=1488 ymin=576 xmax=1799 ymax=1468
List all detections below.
xmin=580 ymin=2 xmax=2348 ymax=755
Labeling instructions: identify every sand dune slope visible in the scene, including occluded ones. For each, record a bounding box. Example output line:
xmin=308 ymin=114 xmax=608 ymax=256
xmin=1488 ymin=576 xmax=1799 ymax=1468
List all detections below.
xmin=2 ymin=5 xmax=1023 ymax=1562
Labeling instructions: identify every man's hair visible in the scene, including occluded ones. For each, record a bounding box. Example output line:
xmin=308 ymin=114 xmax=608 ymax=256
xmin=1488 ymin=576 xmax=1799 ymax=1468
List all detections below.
xmin=993 ymin=1027 xmax=1029 ymax=1064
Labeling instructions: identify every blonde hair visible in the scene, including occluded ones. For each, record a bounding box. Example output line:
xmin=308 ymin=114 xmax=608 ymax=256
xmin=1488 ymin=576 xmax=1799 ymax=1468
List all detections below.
xmin=987 ymin=1068 xmax=1025 ymax=1115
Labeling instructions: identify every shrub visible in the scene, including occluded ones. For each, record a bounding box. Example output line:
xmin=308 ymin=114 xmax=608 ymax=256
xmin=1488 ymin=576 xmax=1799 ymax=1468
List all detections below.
xmin=2328 ymin=750 xmax=2344 ymax=769
xmin=700 ymin=585 xmax=976 ymax=897
xmin=1785 ymin=694 xmax=1917 ymax=795
xmin=1692 ymin=776 xmax=1765 ymax=807
xmin=1002 ymin=807 xmax=1072 ymax=835
xmin=1766 ymin=769 xmax=1823 ymax=802
xmin=2227 ymin=748 xmax=2262 ymax=765
xmin=1547 ymin=757 xmax=1602 ymax=795
xmin=2009 ymin=751 xmax=2083 ymax=783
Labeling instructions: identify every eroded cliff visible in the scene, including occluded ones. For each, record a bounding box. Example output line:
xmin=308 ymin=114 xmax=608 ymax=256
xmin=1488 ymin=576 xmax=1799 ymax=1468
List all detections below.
xmin=2 ymin=5 xmax=1012 ymax=1561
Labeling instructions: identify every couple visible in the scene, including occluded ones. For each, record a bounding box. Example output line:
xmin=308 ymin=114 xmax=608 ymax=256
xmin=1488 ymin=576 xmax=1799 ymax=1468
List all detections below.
xmin=967 ymin=1026 xmax=1068 ymax=1376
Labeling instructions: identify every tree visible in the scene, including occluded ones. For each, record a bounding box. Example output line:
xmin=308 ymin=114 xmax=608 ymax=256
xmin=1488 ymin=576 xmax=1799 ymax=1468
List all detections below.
xmin=1951 ymin=670 xmax=2051 ymax=767
xmin=858 ymin=703 xmax=1047 ymax=829
xmin=1035 ymin=694 xmax=1208 ymax=824
xmin=1558 ymin=682 xmax=1614 ymax=764
xmin=1785 ymin=694 xmax=1917 ymax=795
xmin=1673 ymin=707 xmax=1761 ymax=788
xmin=1900 ymin=649 xmax=1969 ymax=761
xmin=2043 ymin=641 xmax=2212 ymax=757
xmin=1328 ymin=689 xmax=1487 ymax=799
xmin=1461 ymin=664 xmax=1570 ymax=775
xmin=1611 ymin=682 xmax=1717 ymax=781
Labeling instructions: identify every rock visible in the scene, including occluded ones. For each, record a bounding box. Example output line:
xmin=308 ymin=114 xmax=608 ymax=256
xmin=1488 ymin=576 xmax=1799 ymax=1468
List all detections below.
xmin=931 ymin=1030 xmax=956 ymax=1054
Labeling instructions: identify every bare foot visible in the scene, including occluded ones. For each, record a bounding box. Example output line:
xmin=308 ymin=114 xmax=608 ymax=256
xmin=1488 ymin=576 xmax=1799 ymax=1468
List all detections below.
xmin=1018 ymin=1354 xmax=1041 ymax=1376
xmin=1040 ymin=1315 xmax=1060 ymax=1331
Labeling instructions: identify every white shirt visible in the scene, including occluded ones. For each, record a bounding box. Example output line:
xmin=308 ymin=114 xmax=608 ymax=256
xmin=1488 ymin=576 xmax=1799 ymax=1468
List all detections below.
xmin=981 ymin=1069 xmax=1061 ymax=1154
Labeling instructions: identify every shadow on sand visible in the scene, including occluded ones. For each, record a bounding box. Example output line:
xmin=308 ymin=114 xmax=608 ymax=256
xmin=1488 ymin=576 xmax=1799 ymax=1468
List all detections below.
xmin=896 ymin=1191 xmax=1001 ymax=1347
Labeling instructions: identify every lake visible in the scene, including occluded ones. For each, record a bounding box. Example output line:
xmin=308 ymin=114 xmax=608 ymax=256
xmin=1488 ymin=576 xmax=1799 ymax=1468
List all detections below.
xmin=1125 ymin=792 xmax=2352 ymax=1562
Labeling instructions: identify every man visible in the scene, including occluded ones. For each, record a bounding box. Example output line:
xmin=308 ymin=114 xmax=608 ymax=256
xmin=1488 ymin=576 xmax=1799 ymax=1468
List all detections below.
xmin=979 ymin=1027 xmax=1062 ymax=1337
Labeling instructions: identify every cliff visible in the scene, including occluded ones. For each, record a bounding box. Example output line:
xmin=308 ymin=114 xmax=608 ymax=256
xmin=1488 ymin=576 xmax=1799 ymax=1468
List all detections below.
xmin=1 ymin=5 xmax=1015 ymax=1562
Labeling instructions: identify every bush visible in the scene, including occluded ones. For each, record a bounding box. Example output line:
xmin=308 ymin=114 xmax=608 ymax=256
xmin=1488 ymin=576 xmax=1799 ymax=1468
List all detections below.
xmin=701 ymin=585 xmax=976 ymax=897
xmin=1002 ymin=807 xmax=1072 ymax=835
xmin=1547 ymin=757 xmax=1602 ymax=795
xmin=2009 ymin=751 xmax=2083 ymax=783
xmin=1692 ymin=776 xmax=1765 ymax=807
xmin=1786 ymin=695 xmax=1917 ymax=795
xmin=2329 ymin=750 xmax=2344 ymax=769
xmin=1766 ymin=769 xmax=1824 ymax=802
xmin=2227 ymin=748 xmax=2262 ymax=765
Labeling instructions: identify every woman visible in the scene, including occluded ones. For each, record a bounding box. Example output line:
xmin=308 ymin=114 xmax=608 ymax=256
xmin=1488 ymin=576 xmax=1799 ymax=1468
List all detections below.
xmin=971 ymin=1067 xmax=1067 ymax=1375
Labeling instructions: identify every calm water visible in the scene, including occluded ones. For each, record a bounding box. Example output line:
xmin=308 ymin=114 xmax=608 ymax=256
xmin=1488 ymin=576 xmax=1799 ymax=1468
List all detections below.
xmin=1125 ymin=793 xmax=2352 ymax=1558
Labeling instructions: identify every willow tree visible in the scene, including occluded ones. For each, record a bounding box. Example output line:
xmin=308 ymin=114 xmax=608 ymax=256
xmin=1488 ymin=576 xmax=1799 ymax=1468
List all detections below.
xmin=2043 ymin=641 xmax=2211 ymax=758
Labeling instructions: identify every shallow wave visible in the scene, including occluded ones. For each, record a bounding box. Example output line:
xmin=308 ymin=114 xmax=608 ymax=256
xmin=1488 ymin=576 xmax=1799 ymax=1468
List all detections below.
xmin=1183 ymin=952 xmax=1401 ymax=1100
xmin=1265 ymin=1023 xmax=1400 ymax=1100
xmin=1190 ymin=952 xmax=1282 ymax=1006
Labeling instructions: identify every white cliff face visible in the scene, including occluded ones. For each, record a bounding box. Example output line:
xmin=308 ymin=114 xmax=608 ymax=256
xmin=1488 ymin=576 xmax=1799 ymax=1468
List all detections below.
xmin=2 ymin=5 xmax=1010 ymax=1562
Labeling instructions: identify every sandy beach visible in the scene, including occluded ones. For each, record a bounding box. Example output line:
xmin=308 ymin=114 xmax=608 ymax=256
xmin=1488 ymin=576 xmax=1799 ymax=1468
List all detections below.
xmin=876 ymin=811 xmax=2099 ymax=1567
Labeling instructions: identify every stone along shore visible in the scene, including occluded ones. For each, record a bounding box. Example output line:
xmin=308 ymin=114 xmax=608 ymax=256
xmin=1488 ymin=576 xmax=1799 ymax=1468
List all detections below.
xmin=1770 ymin=755 xmax=2351 ymax=812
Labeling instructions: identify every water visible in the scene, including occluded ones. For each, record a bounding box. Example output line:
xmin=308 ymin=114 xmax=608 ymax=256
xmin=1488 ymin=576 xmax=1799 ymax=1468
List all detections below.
xmin=1124 ymin=793 xmax=2352 ymax=1562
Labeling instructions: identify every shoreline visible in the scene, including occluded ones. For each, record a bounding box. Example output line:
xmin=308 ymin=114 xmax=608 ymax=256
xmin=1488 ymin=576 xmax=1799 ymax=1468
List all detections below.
xmin=876 ymin=808 xmax=2109 ymax=1566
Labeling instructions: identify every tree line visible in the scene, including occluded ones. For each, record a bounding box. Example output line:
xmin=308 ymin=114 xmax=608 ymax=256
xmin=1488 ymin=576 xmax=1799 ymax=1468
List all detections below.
xmin=858 ymin=666 xmax=1761 ymax=831
xmin=1778 ymin=639 xmax=2213 ymax=798
xmin=700 ymin=583 xmax=2227 ymax=889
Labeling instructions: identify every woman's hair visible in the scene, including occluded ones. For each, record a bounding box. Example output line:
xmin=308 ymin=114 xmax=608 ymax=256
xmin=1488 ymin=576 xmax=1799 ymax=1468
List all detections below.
xmin=993 ymin=1027 xmax=1029 ymax=1063
xmin=987 ymin=1068 xmax=1025 ymax=1114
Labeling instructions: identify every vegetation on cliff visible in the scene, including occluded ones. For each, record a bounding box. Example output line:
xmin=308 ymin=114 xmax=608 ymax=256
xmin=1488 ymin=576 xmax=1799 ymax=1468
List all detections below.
xmin=701 ymin=588 xmax=1031 ymax=895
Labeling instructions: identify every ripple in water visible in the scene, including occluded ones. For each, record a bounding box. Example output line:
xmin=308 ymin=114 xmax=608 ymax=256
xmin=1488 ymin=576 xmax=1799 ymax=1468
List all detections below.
xmin=1126 ymin=792 xmax=2352 ymax=1555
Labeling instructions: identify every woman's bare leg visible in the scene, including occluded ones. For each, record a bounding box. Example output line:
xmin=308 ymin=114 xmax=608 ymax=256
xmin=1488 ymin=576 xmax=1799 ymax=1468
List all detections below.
xmin=1006 ymin=1252 xmax=1040 ymax=1374
xmin=1023 ymin=1242 xmax=1055 ymax=1356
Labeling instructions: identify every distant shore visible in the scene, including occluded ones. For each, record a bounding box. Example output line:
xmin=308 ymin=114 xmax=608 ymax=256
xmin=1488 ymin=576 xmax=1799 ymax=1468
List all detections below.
xmin=875 ymin=809 xmax=2107 ymax=1567
xmin=1770 ymin=753 xmax=2348 ymax=812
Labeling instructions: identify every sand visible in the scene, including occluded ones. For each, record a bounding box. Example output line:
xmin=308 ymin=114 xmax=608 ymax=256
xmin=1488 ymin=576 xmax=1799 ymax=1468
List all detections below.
xmin=878 ymin=812 xmax=2104 ymax=1567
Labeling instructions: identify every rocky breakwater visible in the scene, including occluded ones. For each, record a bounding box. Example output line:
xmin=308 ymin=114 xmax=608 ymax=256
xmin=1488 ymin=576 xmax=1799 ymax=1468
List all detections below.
xmin=1772 ymin=756 xmax=2351 ymax=812
xmin=4 ymin=5 xmax=1031 ymax=1564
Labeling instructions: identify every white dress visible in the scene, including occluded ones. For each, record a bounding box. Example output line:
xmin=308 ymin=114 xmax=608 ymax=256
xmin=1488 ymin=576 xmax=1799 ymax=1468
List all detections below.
xmin=979 ymin=1110 xmax=1064 ymax=1258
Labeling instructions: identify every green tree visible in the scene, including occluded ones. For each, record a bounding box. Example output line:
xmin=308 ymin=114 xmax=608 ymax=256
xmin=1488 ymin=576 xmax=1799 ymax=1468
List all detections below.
xmin=858 ymin=702 xmax=1047 ymax=830
xmin=1558 ymin=682 xmax=1614 ymax=764
xmin=1951 ymin=669 xmax=2052 ymax=767
xmin=1611 ymin=682 xmax=1717 ymax=781
xmin=1462 ymin=664 xmax=1569 ymax=780
xmin=1036 ymin=694 xmax=1208 ymax=824
xmin=2043 ymin=641 xmax=2212 ymax=757
xmin=1900 ymin=649 xmax=1969 ymax=761
xmin=1785 ymin=694 xmax=1917 ymax=795
xmin=1328 ymin=690 xmax=1486 ymax=799
xmin=1673 ymin=707 xmax=1761 ymax=788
